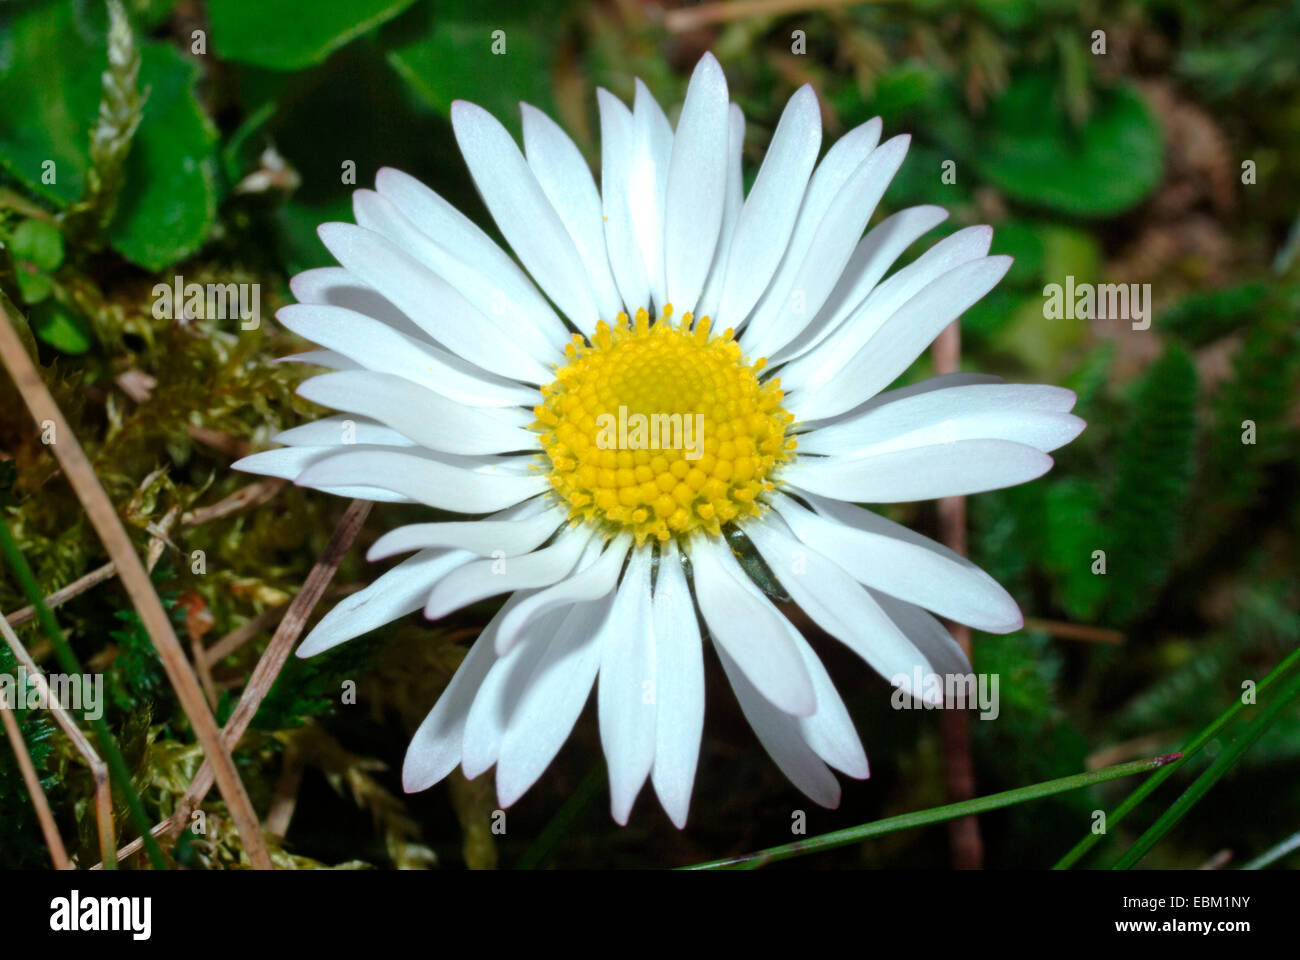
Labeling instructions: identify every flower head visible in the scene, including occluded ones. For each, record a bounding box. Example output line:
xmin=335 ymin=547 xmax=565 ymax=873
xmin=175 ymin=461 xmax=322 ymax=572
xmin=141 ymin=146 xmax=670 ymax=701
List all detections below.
xmin=235 ymin=53 xmax=1084 ymax=826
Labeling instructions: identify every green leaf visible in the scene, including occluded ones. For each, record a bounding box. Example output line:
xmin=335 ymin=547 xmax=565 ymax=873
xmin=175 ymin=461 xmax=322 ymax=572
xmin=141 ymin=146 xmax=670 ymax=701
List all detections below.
xmin=208 ymin=0 xmax=418 ymax=70
xmin=11 ymin=219 xmax=65 ymax=270
xmin=105 ymin=43 xmax=218 ymax=269
xmin=0 ymin=1 xmax=218 ymax=269
xmin=882 ymin=144 xmax=972 ymax=208
xmin=0 ymin=1 xmax=104 ymax=206
xmin=973 ymin=75 xmax=1163 ymax=217
xmin=30 ymin=300 xmax=93 ymax=354
xmin=14 ymin=267 xmax=54 ymax=305
xmin=388 ymin=16 xmax=558 ymax=132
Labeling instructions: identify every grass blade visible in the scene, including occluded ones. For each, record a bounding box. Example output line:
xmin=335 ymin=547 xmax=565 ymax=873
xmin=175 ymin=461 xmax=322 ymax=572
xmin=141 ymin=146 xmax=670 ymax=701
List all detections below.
xmin=1054 ymin=644 xmax=1300 ymax=869
xmin=684 ymin=753 xmax=1181 ymax=870
xmin=1112 ymin=666 xmax=1300 ymax=869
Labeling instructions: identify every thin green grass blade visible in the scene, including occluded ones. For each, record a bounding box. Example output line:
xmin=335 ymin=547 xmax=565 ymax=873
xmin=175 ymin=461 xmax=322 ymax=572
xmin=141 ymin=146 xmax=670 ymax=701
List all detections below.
xmin=1112 ymin=666 xmax=1300 ymax=869
xmin=684 ymin=753 xmax=1181 ymax=870
xmin=1054 ymin=644 xmax=1300 ymax=869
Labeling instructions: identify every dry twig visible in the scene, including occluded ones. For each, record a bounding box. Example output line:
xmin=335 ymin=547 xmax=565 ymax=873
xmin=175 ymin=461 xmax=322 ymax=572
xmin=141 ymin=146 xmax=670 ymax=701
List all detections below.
xmin=100 ymin=500 xmax=370 ymax=866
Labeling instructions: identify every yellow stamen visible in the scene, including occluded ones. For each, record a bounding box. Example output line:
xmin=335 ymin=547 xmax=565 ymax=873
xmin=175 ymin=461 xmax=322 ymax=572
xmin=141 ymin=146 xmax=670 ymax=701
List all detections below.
xmin=532 ymin=309 xmax=795 ymax=544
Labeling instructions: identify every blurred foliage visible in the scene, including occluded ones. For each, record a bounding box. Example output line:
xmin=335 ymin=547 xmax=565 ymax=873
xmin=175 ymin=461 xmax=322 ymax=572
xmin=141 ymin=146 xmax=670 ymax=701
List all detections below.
xmin=0 ymin=0 xmax=1297 ymax=870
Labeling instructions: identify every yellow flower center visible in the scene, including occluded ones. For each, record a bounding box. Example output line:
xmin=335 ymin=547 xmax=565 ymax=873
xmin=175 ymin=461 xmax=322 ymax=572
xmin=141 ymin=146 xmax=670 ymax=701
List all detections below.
xmin=533 ymin=305 xmax=795 ymax=544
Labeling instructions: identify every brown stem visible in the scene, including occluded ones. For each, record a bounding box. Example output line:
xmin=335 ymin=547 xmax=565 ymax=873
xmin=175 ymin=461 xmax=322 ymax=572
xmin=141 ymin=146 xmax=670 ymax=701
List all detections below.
xmin=932 ymin=319 xmax=984 ymax=870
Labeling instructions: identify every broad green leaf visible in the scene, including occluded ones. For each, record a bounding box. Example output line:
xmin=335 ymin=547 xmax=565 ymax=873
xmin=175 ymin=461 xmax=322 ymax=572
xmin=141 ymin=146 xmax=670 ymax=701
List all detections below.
xmin=882 ymin=144 xmax=972 ymax=208
xmin=14 ymin=266 xmax=53 ymax=305
xmin=11 ymin=219 xmax=65 ymax=270
xmin=0 ymin=1 xmax=218 ymax=269
xmin=207 ymin=0 xmax=418 ymax=70
xmin=388 ymin=17 xmax=557 ymax=131
xmin=30 ymin=300 xmax=93 ymax=354
xmin=106 ymin=43 xmax=218 ymax=270
xmin=0 ymin=0 xmax=103 ymax=206
xmin=974 ymin=75 xmax=1163 ymax=217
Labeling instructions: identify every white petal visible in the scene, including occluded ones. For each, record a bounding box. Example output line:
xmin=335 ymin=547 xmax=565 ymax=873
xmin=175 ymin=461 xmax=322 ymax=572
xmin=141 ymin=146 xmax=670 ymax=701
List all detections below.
xmin=771 ymin=491 xmax=1022 ymax=633
xmin=649 ymin=540 xmax=705 ymax=829
xmin=280 ymin=304 xmax=544 ymax=414
xmin=716 ymin=85 xmax=821 ymax=329
xmin=741 ymin=134 xmax=911 ymax=359
xmin=696 ymin=103 xmax=746 ymax=323
xmin=630 ymin=80 xmax=674 ymax=311
xmin=289 ymin=266 xmax=430 ymax=341
xmin=368 ymin=502 xmax=566 ymax=561
xmin=403 ymin=613 xmax=505 ymax=792
xmin=294 ymin=448 xmax=547 ymax=513
xmin=785 ymin=627 xmax=870 ymax=779
xmin=424 ymin=523 xmax=594 ymax=619
xmin=795 ymin=372 xmax=1004 ymax=439
xmin=775 ymin=204 xmax=949 ymax=363
xmin=521 ymin=104 xmax=623 ymax=322
xmin=460 ymin=592 xmax=561 ymax=779
xmin=788 ymin=255 xmax=1013 ymax=421
xmin=232 ymin=445 xmax=416 ymax=503
xmin=685 ymin=536 xmax=816 ymax=717
xmin=663 ymin=53 xmax=730 ymax=314
xmin=373 ymin=167 xmax=571 ymax=349
xmin=737 ymin=116 xmax=882 ymax=338
xmin=496 ymin=533 xmax=633 ymax=655
xmin=715 ymin=643 xmax=840 ymax=809
xmin=598 ymin=545 xmax=657 ymax=824
xmin=797 ymin=382 xmax=1083 ymax=457
xmin=273 ymin=415 xmax=415 ymax=448
xmin=495 ymin=596 xmax=612 ymax=807
xmin=784 ymin=438 xmax=1054 ymax=501
xmin=781 ymin=225 xmax=992 ymax=389
xmin=298 ymin=549 xmax=472 ymax=657
xmin=317 ymin=222 xmax=552 ymax=384
xmin=352 ymin=189 xmax=565 ymax=364
xmin=273 ymin=349 xmax=359 ymax=371
xmin=452 ymin=100 xmax=599 ymax=331
xmin=596 ymin=89 xmax=651 ymax=316
xmin=744 ymin=513 xmax=946 ymax=698
xmin=869 ymin=590 xmax=972 ymax=679
xmin=295 ymin=369 xmax=537 ymax=456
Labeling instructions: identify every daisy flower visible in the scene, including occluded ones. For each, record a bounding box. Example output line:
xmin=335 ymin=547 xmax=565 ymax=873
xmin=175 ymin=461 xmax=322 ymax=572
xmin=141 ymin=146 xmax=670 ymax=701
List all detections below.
xmin=234 ymin=53 xmax=1084 ymax=826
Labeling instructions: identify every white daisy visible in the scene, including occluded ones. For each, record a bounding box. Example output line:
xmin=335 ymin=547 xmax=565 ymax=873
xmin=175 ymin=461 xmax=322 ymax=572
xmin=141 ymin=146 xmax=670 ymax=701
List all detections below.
xmin=234 ymin=53 xmax=1084 ymax=827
